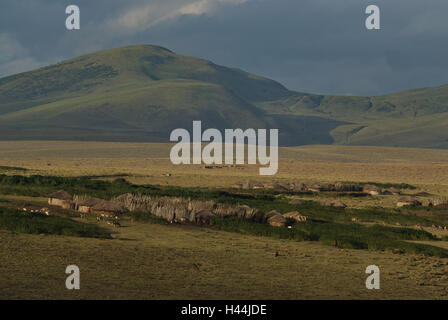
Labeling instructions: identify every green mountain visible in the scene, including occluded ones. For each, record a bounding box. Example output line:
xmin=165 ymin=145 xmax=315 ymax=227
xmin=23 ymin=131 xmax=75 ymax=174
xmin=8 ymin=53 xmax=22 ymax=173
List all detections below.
xmin=0 ymin=44 xmax=447 ymax=148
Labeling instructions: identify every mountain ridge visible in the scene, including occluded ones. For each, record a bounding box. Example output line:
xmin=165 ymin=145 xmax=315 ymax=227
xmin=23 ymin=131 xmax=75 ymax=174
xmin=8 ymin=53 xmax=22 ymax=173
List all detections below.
xmin=0 ymin=44 xmax=447 ymax=148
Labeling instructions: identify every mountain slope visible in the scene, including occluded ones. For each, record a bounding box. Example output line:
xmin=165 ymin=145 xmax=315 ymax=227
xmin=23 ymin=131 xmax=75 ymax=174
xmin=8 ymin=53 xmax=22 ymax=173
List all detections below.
xmin=0 ymin=45 xmax=342 ymax=145
xmin=0 ymin=44 xmax=447 ymax=147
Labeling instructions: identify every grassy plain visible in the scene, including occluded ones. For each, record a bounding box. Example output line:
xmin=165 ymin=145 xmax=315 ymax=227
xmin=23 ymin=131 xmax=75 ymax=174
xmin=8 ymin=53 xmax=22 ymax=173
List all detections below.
xmin=1 ymin=141 xmax=447 ymax=208
xmin=1 ymin=141 xmax=448 ymax=299
xmin=3 ymin=220 xmax=448 ymax=300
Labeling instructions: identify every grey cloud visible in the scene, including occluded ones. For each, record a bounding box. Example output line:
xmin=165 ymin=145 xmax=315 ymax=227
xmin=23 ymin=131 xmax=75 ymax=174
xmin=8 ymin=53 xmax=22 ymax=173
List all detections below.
xmin=1 ymin=0 xmax=448 ymax=95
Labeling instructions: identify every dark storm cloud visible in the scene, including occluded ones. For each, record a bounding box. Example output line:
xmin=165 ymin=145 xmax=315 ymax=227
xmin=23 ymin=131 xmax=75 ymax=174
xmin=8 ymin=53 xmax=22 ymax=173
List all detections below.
xmin=1 ymin=0 xmax=448 ymax=96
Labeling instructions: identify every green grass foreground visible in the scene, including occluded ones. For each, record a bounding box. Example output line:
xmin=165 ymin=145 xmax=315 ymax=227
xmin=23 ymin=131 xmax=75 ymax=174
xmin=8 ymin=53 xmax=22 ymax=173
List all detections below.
xmin=0 ymin=207 xmax=111 ymax=239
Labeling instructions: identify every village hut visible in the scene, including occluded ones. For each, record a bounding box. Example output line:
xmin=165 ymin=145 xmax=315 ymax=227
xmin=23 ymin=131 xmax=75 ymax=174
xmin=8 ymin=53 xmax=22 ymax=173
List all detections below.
xmin=283 ymin=211 xmax=307 ymax=222
xmin=267 ymin=214 xmax=287 ymax=227
xmin=92 ymin=200 xmax=127 ymax=218
xmin=363 ymin=184 xmax=381 ymax=196
xmin=48 ymin=190 xmax=73 ymax=209
xmin=77 ymin=198 xmax=102 ymax=214
xmin=396 ymin=197 xmax=422 ymax=208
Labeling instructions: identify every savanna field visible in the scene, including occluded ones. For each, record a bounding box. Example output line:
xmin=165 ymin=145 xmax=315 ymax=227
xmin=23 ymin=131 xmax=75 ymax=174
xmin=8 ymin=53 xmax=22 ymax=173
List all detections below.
xmin=2 ymin=141 xmax=448 ymax=299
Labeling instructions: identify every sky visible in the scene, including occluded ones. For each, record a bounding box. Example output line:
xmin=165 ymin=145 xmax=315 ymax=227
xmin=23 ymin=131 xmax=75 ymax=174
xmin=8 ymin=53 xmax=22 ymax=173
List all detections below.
xmin=1 ymin=0 xmax=448 ymax=96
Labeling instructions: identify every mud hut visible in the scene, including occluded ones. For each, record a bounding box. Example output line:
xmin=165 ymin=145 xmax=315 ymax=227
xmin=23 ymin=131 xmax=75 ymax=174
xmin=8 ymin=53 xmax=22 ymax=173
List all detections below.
xmin=92 ymin=200 xmax=127 ymax=218
xmin=78 ymin=198 xmax=102 ymax=214
xmin=48 ymin=190 xmax=73 ymax=209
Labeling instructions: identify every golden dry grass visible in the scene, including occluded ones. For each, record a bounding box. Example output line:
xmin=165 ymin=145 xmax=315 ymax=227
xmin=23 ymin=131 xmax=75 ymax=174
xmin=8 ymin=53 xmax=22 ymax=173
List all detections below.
xmin=2 ymin=141 xmax=448 ymax=299
xmin=1 ymin=141 xmax=448 ymax=189
xmin=2 ymin=220 xmax=448 ymax=300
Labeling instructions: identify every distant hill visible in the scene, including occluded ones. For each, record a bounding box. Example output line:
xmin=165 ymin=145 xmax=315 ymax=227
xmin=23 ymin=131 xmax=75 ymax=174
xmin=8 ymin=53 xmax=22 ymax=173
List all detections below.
xmin=0 ymin=44 xmax=447 ymax=148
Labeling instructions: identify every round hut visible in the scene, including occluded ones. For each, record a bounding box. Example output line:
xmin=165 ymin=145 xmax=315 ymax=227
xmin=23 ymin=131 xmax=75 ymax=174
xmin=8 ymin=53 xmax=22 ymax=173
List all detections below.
xmin=48 ymin=190 xmax=73 ymax=209
xmin=92 ymin=200 xmax=127 ymax=218
xmin=77 ymin=198 xmax=102 ymax=214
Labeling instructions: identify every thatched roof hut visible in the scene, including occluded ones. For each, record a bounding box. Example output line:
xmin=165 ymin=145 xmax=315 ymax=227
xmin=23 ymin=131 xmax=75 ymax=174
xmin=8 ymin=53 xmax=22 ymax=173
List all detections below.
xmin=77 ymin=197 xmax=102 ymax=213
xmin=48 ymin=190 xmax=73 ymax=209
xmin=92 ymin=200 xmax=127 ymax=216
xmin=288 ymin=199 xmax=302 ymax=205
xmin=78 ymin=197 xmax=102 ymax=207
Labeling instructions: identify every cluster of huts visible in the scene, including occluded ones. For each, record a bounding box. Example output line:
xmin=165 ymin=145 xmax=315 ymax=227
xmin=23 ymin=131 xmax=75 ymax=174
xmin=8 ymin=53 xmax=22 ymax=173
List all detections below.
xmin=47 ymin=188 xmax=448 ymax=228
xmin=232 ymin=181 xmax=401 ymax=196
xmin=48 ymin=190 xmax=127 ymax=218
